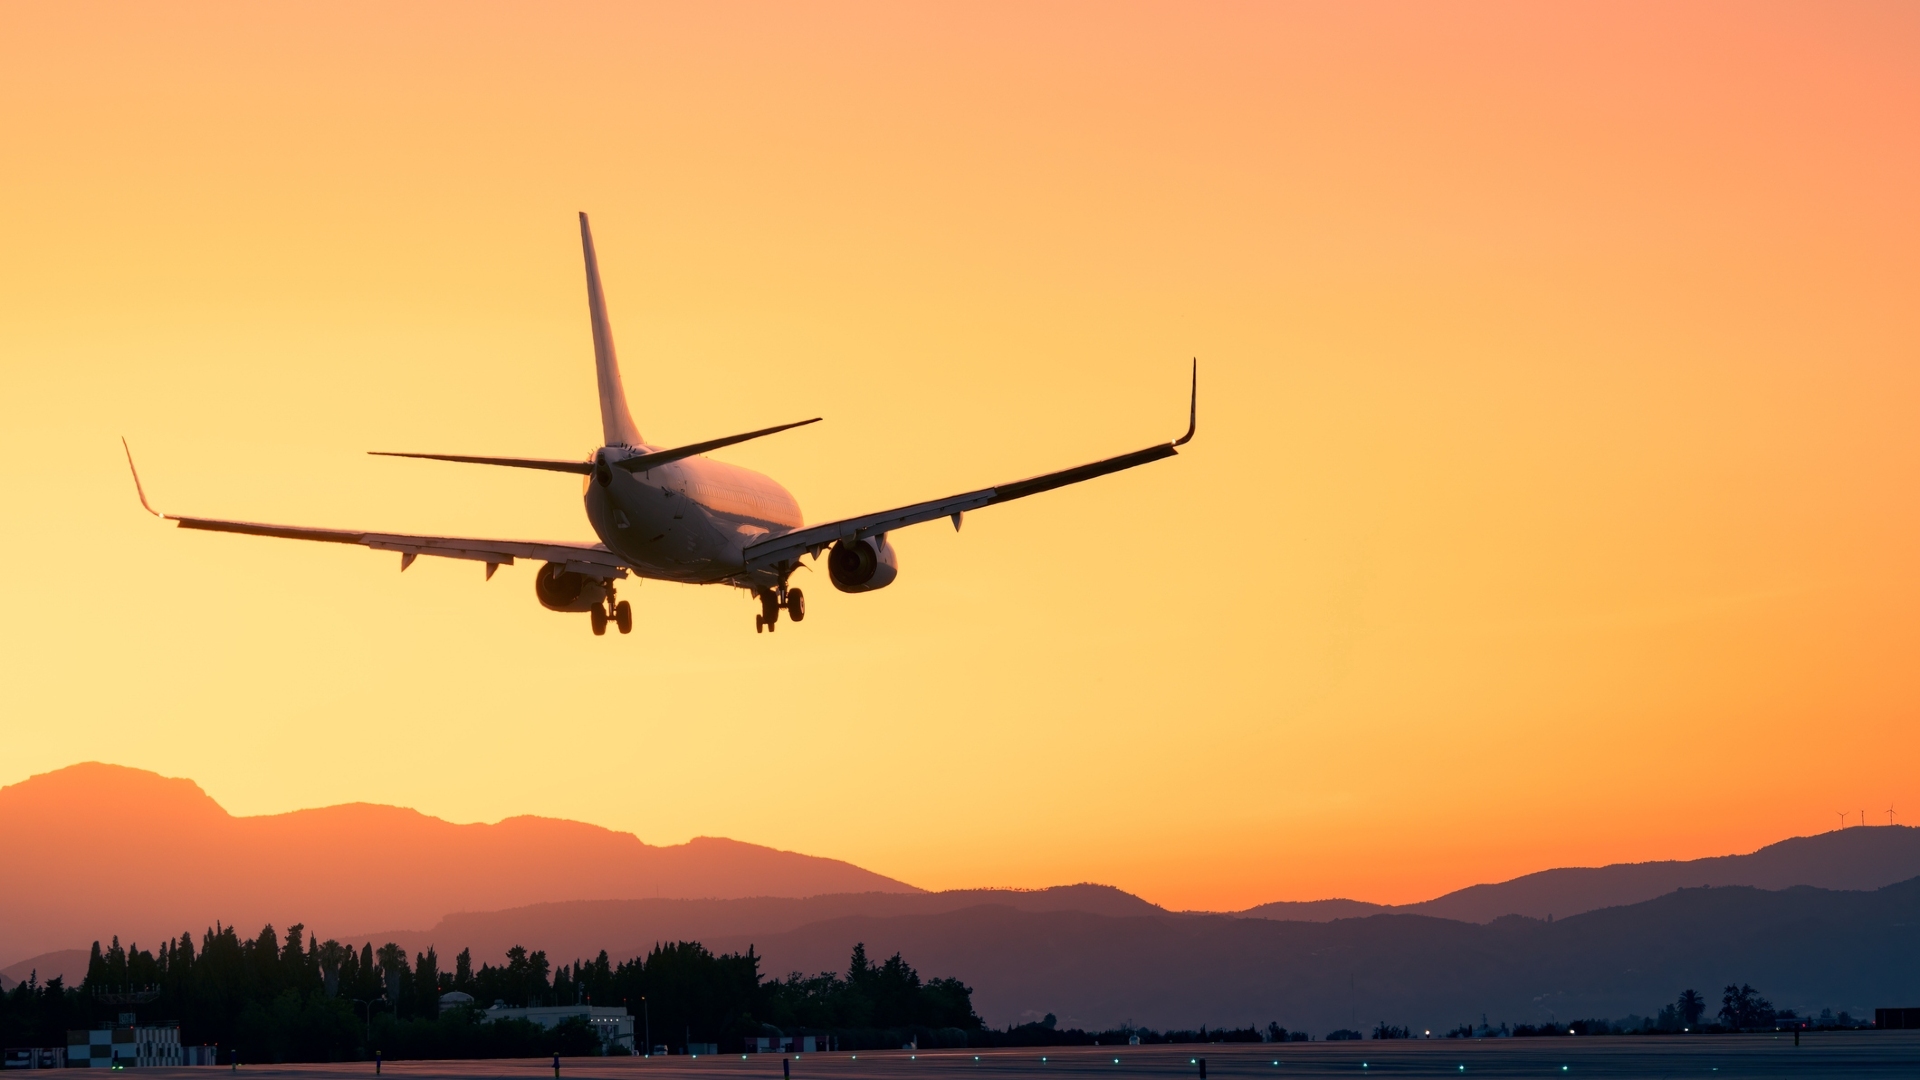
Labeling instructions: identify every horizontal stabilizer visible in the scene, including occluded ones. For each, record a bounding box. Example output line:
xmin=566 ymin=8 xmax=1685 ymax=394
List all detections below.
xmin=369 ymin=452 xmax=593 ymax=475
xmin=615 ymin=417 xmax=821 ymax=473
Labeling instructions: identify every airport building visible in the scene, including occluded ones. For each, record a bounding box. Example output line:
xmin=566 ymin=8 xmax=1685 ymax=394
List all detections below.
xmin=1876 ymin=1007 xmax=1920 ymax=1029
xmin=65 ymin=1024 xmax=215 ymax=1067
xmin=747 ymin=1036 xmax=830 ymax=1053
xmin=480 ymin=1004 xmax=634 ymax=1052
xmin=2 ymin=1048 xmax=65 ymax=1069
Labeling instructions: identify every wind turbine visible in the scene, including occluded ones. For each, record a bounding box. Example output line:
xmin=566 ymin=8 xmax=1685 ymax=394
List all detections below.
xmin=1837 ymin=810 xmax=1849 ymax=829
xmin=1888 ymin=804 xmax=1898 ymax=826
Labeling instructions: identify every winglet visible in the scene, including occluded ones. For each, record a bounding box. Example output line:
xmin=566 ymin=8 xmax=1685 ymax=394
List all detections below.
xmin=122 ymin=438 xmax=161 ymax=517
xmin=1172 ymin=358 xmax=1198 ymax=447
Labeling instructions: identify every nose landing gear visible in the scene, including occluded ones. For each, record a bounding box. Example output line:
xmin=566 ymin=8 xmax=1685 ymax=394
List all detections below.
xmin=754 ymin=586 xmax=806 ymax=633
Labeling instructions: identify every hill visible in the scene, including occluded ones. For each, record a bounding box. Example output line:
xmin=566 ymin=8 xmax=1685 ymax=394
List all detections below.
xmin=0 ymin=763 xmax=916 ymax=968
xmin=719 ymin=879 xmax=1920 ymax=1031
xmin=1237 ymin=825 xmax=1920 ymax=924
xmin=346 ymin=883 xmax=1162 ymax=965
xmin=16 ymin=876 xmax=1919 ymax=1033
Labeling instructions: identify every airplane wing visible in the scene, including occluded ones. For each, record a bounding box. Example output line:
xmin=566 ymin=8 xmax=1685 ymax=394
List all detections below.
xmin=743 ymin=362 xmax=1196 ymax=571
xmin=124 ymin=441 xmax=628 ymax=580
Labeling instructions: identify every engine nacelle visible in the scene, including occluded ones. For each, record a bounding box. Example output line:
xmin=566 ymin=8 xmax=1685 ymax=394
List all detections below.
xmin=828 ymin=535 xmax=899 ymax=593
xmin=534 ymin=562 xmax=609 ymax=612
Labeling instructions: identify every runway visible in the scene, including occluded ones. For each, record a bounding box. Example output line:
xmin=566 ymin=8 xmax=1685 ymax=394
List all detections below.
xmin=129 ymin=1036 xmax=1920 ymax=1080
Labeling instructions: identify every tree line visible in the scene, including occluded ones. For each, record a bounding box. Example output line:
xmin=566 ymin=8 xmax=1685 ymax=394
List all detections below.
xmin=1435 ymin=983 xmax=1868 ymax=1039
xmin=0 ymin=923 xmax=986 ymax=1062
xmin=4 ymin=925 xmax=1855 ymax=1062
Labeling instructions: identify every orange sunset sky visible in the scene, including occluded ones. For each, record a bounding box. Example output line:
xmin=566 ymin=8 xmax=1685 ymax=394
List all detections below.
xmin=1 ymin=2 xmax=1917 ymax=912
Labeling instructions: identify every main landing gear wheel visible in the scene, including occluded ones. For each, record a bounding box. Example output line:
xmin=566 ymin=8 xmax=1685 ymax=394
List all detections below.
xmin=615 ymin=600 xmax=632 ymax=635
xmin=590 ymin=606 xmax=608 ymax=636
xmin=787 ymin=588 xmax=806 ymax=623
xmin=757 ymin=590 xmax=781 ymax=633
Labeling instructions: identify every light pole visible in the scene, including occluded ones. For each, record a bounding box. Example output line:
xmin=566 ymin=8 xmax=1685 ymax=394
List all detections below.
xmin=352 ymin=996 xmax=389 ymax=1051
xmin=641 ymin=997 xmax=650 ymax=1057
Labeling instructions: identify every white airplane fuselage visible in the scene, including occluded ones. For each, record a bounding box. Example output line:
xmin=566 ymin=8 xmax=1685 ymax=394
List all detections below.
xmin=583 ymin=444 xmax=802 ymax=588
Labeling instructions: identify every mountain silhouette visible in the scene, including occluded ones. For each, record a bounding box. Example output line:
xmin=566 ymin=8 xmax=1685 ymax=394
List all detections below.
xmin=716 ymin=879 xmax=1920 ymax=1030
xmin=1239 ymin=825 xmax=1920 ymax=923
xmin=0 ymin=763 xmax=916 ymax=969
xmin=13 ymin=760 xmax=1920 ymax=1031
xmin=334 ymin=883 xmax=1162 ymax=966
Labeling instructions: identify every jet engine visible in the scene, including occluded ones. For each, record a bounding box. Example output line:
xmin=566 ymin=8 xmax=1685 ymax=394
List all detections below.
xmin=534 ymin=562 xmax=609 ymax=612
xmin=827 ymin=535 xmax=899 ymax=593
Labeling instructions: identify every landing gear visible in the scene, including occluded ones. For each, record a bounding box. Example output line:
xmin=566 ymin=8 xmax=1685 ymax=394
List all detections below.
xmin=589 ymin=584 xmax=632 ymax=636
xmin=754 ymin=586 xmax=805 ymax=632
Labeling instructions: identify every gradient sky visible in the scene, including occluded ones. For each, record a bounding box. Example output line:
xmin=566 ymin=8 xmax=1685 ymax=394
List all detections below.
xmin=2 ymin=2 xmax=1917 ymax=912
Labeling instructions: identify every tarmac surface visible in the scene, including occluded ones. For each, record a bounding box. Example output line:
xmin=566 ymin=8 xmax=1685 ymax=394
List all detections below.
xmin=129 ymin=1037 xmax=1920 ymax=1080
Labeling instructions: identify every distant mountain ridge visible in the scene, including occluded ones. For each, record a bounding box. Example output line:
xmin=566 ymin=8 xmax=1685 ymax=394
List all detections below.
xmin=12 ymin=759 xmax=1920 ymax=1024
xmin=712 ymin=877 xmax=1920 ymax=1030
xmin=0 ymin=763 xmax=917 ymax=969
xmin=343 ymin=884 xmax=1161 ymax=967
xmin=13 ymin=878 xmax=1920 ymax=1029
xmin=1237 ymin=825 xmax=1920 ymax=924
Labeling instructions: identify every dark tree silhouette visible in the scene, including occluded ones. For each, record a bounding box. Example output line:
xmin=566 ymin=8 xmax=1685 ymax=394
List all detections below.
xmin=1719 ymin=984 xmax=1775 ymax=1030
xmin=1678 ymin=989 xmax=1705 ymax=1028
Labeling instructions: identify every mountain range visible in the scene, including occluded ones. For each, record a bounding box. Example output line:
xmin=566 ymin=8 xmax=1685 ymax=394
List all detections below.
xmin=1237 ymin=824 xmax=1920 ymax=923
xmin=8 ymin=762 xmax=1919 ymax=1032
xmin=718 ymin=877 xmax=1920 ymax=1031
xmin=0 ymin=763 xmax=913 ymax=971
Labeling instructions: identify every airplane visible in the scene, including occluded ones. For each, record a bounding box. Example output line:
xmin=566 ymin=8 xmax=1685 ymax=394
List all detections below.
xmin=124 ymin=212 xmax=1196 ymax=635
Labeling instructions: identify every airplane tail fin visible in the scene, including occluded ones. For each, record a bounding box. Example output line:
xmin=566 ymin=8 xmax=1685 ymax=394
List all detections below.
xmin=579 ymin=212 xmax=644 ymax=448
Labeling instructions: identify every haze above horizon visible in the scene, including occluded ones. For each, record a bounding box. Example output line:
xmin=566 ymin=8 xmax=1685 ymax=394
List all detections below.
xmin=2 ymin=2 xmax=1917 ymax=911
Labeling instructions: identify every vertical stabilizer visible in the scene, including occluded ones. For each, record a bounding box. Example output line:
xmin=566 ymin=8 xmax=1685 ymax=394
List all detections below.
xmin=579 ymin=212 xmax=643 ymax=447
